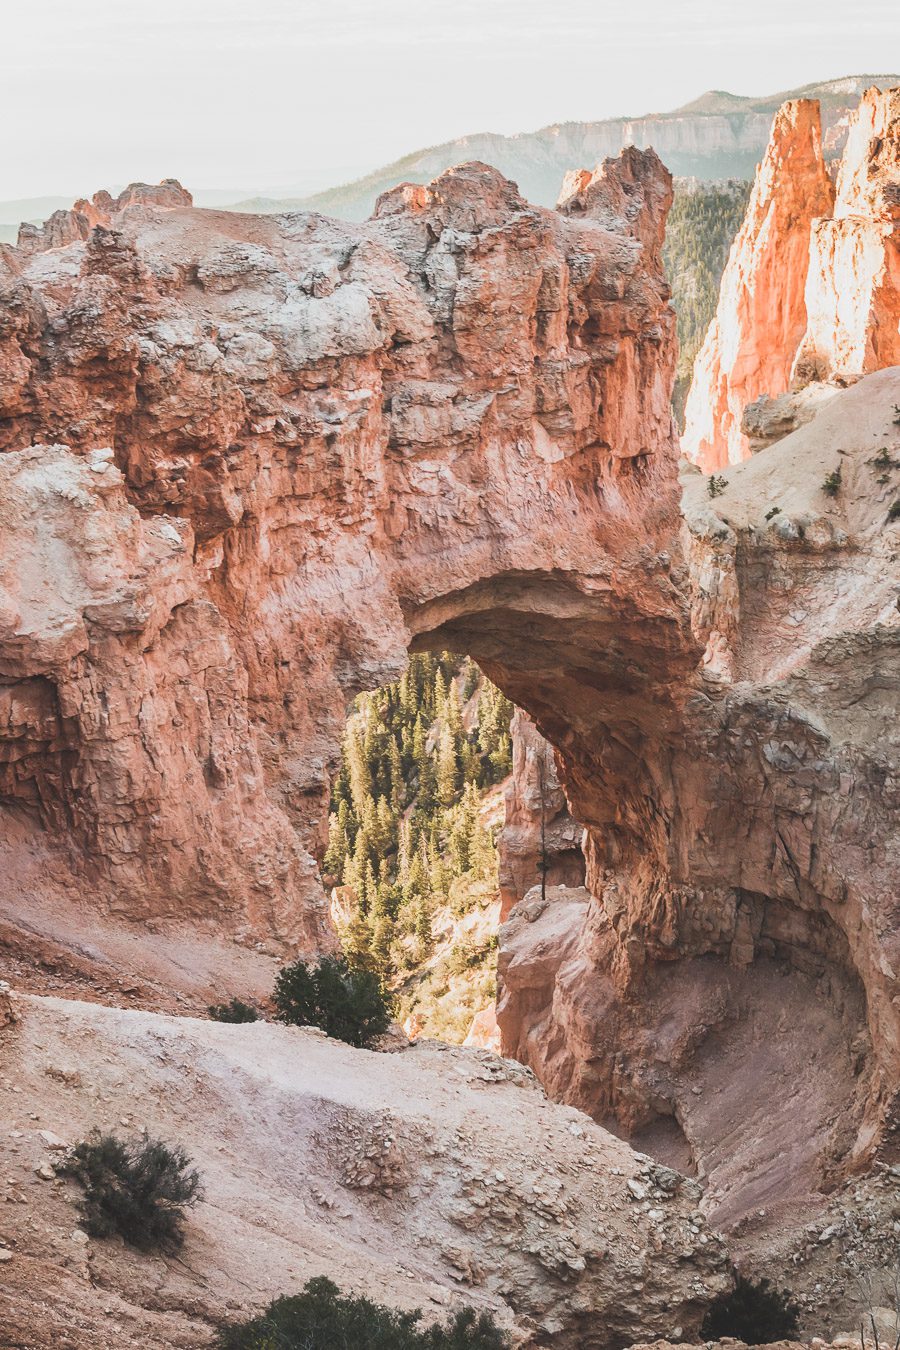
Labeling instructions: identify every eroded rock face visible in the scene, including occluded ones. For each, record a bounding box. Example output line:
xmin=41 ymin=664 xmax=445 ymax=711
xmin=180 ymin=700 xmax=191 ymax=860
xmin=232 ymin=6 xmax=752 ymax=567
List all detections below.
xmin=0 ymin=153 xmax=684 ymax=950
xmin=683 ymin=87 xmax=899 ymax=470
xmin=12 ymin=179 xmax=193 ymax=256
xmin=498 ymin=709 xmax=586 ymax=919
xmin=500 ymin=370 xmax=900 ymax=1236
xmin=681 ymin=101 xmax=834 ymax=470
xmin=0 ymin=992 xmax=731 ymax=1350
xmin=794 ymin=87 xmax=900 ymax=383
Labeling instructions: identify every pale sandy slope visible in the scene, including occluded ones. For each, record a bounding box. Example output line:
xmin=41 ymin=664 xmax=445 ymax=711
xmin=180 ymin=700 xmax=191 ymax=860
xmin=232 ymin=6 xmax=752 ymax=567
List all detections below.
xmin=0 ymin=992 xmax=728 ymax=1350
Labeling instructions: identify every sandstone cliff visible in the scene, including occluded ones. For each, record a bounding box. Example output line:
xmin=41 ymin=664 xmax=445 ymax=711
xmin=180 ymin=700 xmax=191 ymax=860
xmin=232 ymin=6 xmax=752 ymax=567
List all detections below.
xmin=500 ymin=368 xmax=900 ymax=1261
xmin=498 ymin=710 xmax=585 ymax=920
xmin=683 ymin=86 xmax=899 ymax=470
xmin=794 ymin=86 xmax=900 ymax=382
xmin=0 ymin=153 xmax=681 ymax=953
xmin=681 ymin=101 xmax=834 ymax=470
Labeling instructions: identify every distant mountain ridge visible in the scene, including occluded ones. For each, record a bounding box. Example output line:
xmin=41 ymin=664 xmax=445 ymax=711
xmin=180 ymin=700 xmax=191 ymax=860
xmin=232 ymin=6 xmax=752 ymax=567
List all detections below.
xmin=232 ymin=73 xmax=900 ymax=222
xmin=2 ymin=74 xmax=897 ymax=243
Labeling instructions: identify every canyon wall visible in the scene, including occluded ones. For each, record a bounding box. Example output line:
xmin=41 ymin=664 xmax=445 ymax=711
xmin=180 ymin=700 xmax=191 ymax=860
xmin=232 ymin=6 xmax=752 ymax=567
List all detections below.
xmin=500 ymin=369 xmax=900 ymax=1231
xmin=681 ymin=101 xmax=834 ymax=470
xmin=683 ymin=86 xmax=899 ymax=471
xmin=0 ymin=153 xmax=684 ymax=952
xmin=498 ymin=709 xmax=585 ymax=920
xmin=794 ymin=87 xmax=900 ymax=382
xmin=1 ymin=150 xmax=899 ymax=1238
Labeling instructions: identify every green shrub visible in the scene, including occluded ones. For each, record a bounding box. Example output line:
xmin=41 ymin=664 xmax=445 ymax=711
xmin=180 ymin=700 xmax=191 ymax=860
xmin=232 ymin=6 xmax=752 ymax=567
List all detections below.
xmin=707 ymin=474 xmax=728 ymax=498
xmin=764 ymin=506 xmax=780 ymax=521
xmin=61 ymin=1130 xmax=202 ymax=1251
xmin=888 ymin=499 xmax=900 ymax=521
xmin=822 ymin=466 xmax=842 ymax=497
xmin=208 ymin=998 xmax=260 ymax=1023
xmin=701 ymin=1273 xmax=801 ymax=1344
xmin=273 ymin=955 xmax=393 ymax=1047
xmin=217 ymin=1276 xmax=507 ymax=1349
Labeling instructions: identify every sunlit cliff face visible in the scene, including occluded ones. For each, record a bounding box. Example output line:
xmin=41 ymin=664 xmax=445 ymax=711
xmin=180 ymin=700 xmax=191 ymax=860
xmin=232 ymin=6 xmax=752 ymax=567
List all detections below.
xmin=680 ymin=98 xmax=834 ymax=472
xmin=682 ymin=85 xmax=900 ymax=473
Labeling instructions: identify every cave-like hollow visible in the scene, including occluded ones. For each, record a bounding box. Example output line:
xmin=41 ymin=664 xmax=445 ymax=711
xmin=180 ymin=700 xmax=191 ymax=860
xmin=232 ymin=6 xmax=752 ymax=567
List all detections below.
xmin=388 ymin=574 xmax=877 ymax=1239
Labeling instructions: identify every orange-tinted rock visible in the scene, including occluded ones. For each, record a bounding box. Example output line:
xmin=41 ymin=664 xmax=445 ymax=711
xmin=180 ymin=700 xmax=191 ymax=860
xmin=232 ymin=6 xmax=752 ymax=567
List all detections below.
xmin=462 ymin=1003 xmax=501 ymax=1052
xmin=3 ymin=153 xmax=900 ymax=1247
xmin=682 ymin=101 xmax=834 ymax=470
xmin=0 ymin=154 xmax=683 ymax=950
xmin=500 ymin=369 xmax=900 ymax=1233
xmin=793 ymin=87 xmax=900 ymax=382
xmin=683 ymin=86 xmax=900 ymax=470
xmin=13 ymin=179 xmax=192 ymax=255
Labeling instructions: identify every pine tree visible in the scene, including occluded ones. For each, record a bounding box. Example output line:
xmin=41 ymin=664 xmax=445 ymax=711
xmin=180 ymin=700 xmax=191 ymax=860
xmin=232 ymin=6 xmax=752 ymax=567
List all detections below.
xmin=363 ymin=857 xmax=379 ymax=912
xmin=433 ymin=667 xmax=449 ymax=720
xmin=346 ymin=720 xmax=372 ymax=814
xmin=323 ymin=810 xmax=349 ymax=878
xmin=397 ymin=818 xmax=413 ymax=890
xmin=445 ymin=681 xmax=463 ymax=738
xmin=360 ymin=794 xmax=380 ymax=851
xmin=462 ymin=659 xmax=480 ymax=703
xmin=344 ymin=827 xmax=371 ymax=904
xmin=461 ymin=738 xmax=481 ymax=785
xmin=436 ymin=723 xmax=459 ymax=807
xmin=405 ymin=845 xmax=427 ymax=904
xmin=414 ymin=896 xmax=433 ymax=953
xmin=376 ymin=795 xmax=395 ymax=857
xmin=388 ymin=738 xmax=404 ymax=813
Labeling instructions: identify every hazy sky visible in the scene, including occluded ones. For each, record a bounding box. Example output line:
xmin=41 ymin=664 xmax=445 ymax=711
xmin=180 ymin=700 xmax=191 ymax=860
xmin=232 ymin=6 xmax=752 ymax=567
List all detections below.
xmin=2 ymin=0 xmax=899 ymax=201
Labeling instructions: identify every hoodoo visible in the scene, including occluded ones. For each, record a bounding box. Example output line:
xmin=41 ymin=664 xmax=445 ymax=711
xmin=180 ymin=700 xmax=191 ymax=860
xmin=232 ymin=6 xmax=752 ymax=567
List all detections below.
xmin=681 ymin=100 xmax=835 ymax=470
xmin=794 ymin=85 xmax=900 ymax=382
xmin=683 ymin=86 xmax=900 ymax=469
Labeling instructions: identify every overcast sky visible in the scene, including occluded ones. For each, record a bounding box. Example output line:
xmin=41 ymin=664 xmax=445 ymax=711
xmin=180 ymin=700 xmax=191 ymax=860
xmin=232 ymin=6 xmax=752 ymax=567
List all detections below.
xmin=2 ymin=0 xmax=898 ymax=202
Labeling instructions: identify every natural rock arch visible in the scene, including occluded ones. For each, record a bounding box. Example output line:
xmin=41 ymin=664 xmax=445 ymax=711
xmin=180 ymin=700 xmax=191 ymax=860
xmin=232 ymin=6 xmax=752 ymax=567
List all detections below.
xmin=0 ymin=156 xmax=898 ymax=1217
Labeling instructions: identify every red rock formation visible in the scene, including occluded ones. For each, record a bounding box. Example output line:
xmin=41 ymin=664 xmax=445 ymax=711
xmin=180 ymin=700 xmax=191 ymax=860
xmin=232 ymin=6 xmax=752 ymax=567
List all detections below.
xmin=498 ymin=709 xmax=585 ymax=919
xmin=794 ymin=87 xmax=900 ymax=381
xmin=2 ymin=152 xmax=899 ymax=1247
xmin=681 ymin=101 xmax=834 ymax=470
xmin=13 ymin=179 xmax=192 ymax=255
xmin=0 ymin=153 xmax=683 ymax=952
xmin=500 ymin=368 xmax=900 ymax=1233
xmin=683 ymin=86 xmax=899 ymax=470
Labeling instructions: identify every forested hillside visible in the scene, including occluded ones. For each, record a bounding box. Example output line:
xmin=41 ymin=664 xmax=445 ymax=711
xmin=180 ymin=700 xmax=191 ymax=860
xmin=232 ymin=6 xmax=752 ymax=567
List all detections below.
xmin=323 ymin=653 xmax=514 ymax=1040
xmin=664 ymin=180 xmax=752 ymax=424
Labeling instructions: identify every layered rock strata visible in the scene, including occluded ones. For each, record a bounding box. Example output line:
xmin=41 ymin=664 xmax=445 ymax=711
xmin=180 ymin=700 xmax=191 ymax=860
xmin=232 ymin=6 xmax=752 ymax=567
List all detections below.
xmin=683 ymin=87 xmax=899 ymax=470
xmin=0 ymin=154 xmax=683 ymax=950
xmin=500 ymin=369 xmax=900 ymax=1231
xmin=498 ymin=709 xmax=585 ymax=919
xmin=794 ymin=87 xmax=900 ymax=382
xmin=681 ymin=101 xmax=834 ymax=470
